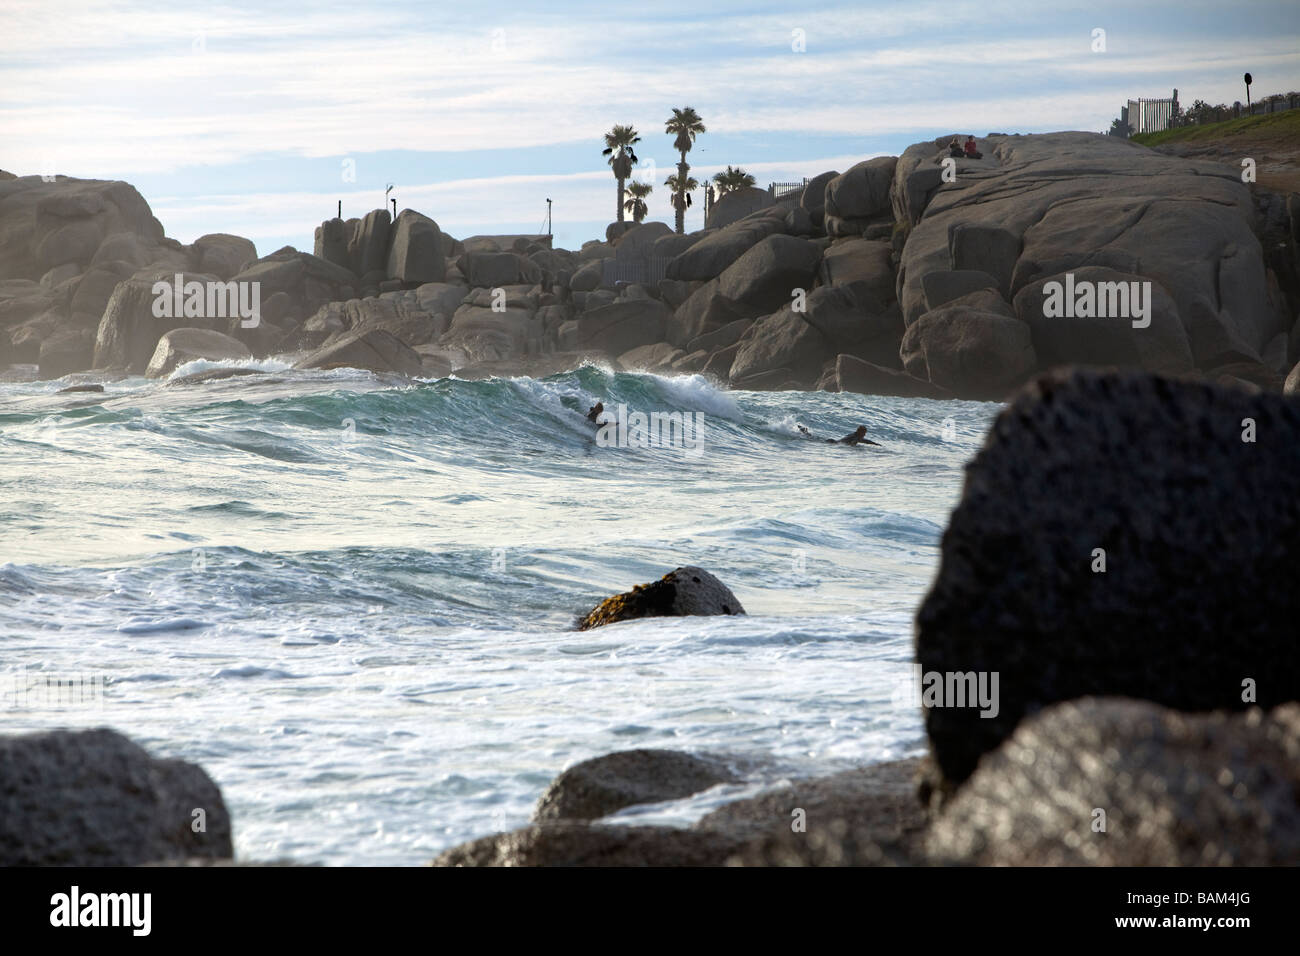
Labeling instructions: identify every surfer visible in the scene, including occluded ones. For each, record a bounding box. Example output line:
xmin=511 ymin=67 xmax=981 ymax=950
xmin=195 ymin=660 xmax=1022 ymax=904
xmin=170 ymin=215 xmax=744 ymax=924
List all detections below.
xmin=798 ymin=424 xmax=880 ymax=446
xmin=586 ymin=401 xmax=604 ymax=424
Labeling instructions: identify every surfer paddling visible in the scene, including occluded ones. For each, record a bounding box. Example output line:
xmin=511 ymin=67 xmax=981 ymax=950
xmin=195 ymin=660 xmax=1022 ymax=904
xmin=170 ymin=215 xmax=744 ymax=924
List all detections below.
xmin=586 ymin=401 xmax=604 ymax=424
xmin=798 ymin=424 xmax=880 ymax=446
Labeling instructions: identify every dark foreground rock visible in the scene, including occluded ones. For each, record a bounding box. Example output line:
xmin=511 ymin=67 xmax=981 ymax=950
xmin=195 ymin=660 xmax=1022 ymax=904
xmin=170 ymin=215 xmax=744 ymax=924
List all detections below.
xmin=578 ymin=566 xmax=746 ymax=630
xmin=534 ymin=749 xmax=738 ymax=822
xmin=699 ymin=757 xmax=927 ymax=866
xmin=434 ymin=823 xmax=751 ymax=867
xmin=927 ymin=698 xmax=1300 ymax=865
xmin=0 ymin=728 xmax=232 ymax=865
xmin=915 ymin=368 xmax=1300 ymax=790
xmin=434 ymin=757 xmax=925 ymax=866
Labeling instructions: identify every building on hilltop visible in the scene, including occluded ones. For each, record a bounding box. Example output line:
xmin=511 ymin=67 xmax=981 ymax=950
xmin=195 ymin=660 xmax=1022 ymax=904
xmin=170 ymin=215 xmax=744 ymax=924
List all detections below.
xmin=1122 ymin=89 xmax=1179 ymax=135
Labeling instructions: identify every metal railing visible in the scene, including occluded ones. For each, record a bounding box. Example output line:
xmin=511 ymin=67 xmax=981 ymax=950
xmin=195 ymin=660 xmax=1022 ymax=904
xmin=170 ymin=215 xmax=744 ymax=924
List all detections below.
xmin=768 ymin=179 xmax=808 ymax=200
xmin=600 ymin=256 xmax=671 ymax=288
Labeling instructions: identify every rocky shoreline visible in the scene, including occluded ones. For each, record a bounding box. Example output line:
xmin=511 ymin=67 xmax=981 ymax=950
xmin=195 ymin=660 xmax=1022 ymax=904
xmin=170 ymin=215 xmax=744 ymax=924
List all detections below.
xmin=4 ymin=366 xmax=1299 ymax=866
xmin=4 ymin=130 xmax=1298 ymax=399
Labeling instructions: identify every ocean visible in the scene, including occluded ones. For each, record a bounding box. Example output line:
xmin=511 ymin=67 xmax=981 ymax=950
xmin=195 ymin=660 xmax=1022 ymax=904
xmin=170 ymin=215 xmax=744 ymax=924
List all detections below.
xmin=0 ymin=361 xmax=997 ymax=864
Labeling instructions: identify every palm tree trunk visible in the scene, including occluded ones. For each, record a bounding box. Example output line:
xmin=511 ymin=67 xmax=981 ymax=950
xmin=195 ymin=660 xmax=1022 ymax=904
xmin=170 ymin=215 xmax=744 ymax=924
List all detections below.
xmin=675 ymin=150 xmax=689 ymax=234
xmin=616 ymin=176 xmax=625 ymax=222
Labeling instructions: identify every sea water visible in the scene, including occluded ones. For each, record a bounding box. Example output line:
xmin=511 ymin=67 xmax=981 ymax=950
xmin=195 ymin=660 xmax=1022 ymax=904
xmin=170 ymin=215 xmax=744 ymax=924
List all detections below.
xmin=0 ymin=361 xmax=998 ymax=864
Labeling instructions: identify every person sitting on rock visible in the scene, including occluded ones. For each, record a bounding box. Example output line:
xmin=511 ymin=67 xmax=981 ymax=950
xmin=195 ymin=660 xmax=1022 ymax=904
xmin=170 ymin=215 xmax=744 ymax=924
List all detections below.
xmin=797 ymin=424 xmax=880 ymax=446
xmin=586 ymin=401 xmax=604 ymax=424
xmin=964 ymin=136 xmax=982 ymax=159
xmin=948 ymin=138 xmax=964 ymax=159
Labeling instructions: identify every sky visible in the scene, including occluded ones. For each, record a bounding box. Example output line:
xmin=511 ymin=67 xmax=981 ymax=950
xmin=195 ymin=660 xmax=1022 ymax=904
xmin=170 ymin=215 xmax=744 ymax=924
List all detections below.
xmin=3 ymin=0 xmax=1298 ymax=255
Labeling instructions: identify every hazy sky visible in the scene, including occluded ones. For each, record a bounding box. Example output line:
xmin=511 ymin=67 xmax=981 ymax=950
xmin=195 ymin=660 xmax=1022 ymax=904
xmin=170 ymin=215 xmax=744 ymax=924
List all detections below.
xmin=3 ymin=0 xmax=1298 ymax=254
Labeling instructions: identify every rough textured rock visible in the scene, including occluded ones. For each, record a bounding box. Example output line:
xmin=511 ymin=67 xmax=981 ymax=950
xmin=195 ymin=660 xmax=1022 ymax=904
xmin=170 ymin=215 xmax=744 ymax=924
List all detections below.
xmin=800 ymin=170 xmax=840 ymax=226
xmin=93 ymin=269 xmax=224 ymax=373
xmin=38 ymin=328 xmax=96 ymax=379
xmin=146 ymin=327 xmax=252 ymax=378
xmin=0 ymin=176 xmax=162 ymax=280
xmin=702 ymin=758 xmax=927 ymax=867
xmin=1014 ymin=266 xmax=1195 ymax=376
xmin=799 ymin=286 xmax=905 ymax=369
xmin=927 ymin=699 xmax=1300 ymax=866
xmin=705 ymin=187 xmax=776 ymax=230
xmin=347 ymin=208 xmax=391 ymax=277
xmin=831 ymin=354 xmax=951 ymax=398
xmin=578 ymin=566 xmax=745 ymax=630
xmin=900 ymin=304 xmax=1035 ymax=399
xmin=438 ymin=305 xmax=540 ymax=365
xmin=385 ymin=210 xmax=445 ymax=284
xmin=574 ymin=299 xmax=669 ymax=357
xmin=569 ymin=259 xmax=604 ymax=292
xmin=665 ymin=209 xmax=787 ymax=282
xmin=823 ymin=157 xmax=898 ymax=236
xmin=729 ymin=306 xmax=834 ymax=388
xmin=717 ymin=234 xmax=822 ymax=314
xmin=192 ymin=234 xmax=256 ymax=280
xmin=687 ymin=317 xmax=753 ymax=356
xmin=948 ymin=222 xmax=1019 ymax=299
xmin=668 ymin=278 xmax=762 ymax=347
xmin=617 ymin=342 xmax=685 ymax=372
xmin=1286 ymin=359 xmax=1300 ymax=395
xmin=435 ymin=756 xmax=926 ymax=867
xmin=818 ymin=238 xmax=895 ymax=307
xmin=313 ymin=217 xmax=349 ymax=269
xmin=294 ymin=328 xmax=424 ymax=376
xmin=306 ymin=290 xmax=452 ymax=348
xmin=613 ymin=221 xmax=673 ymax=260
xmin=433 ymin=822 xmax=750 ymax=867
xmin=915 ymin=368 xmax=1300 ymax=789
xmin=921 ymin=269 xmax=998 ymax=313
xmin=891 ymin=132 xmax=1285 ymax=369
xmin=0 ymin=728 xmax=232 ymax=865
xmin=460 ymin=252 xmax=541 ymax=288
xmin=534 ymin=750 xmax=738 ymax=822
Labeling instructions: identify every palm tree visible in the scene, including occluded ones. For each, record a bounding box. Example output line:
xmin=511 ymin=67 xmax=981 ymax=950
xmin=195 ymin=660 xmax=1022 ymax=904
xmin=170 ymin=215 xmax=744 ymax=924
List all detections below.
xmin=602 ymin=124 xmax=641 ymax=223
xmin=663 ymin=173 xmax=699 ymax=232
xmin=712 ymin=165 xmax=756 ymax=196
xmin=664 ymin=107 xmax=706 ymax=233
xmin=623 ymin=181 xmax=653 ymax=223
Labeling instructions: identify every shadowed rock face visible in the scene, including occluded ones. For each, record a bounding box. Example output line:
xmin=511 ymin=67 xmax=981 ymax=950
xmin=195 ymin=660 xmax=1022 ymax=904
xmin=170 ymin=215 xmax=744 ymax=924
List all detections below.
xmin=0 ymin=728 xmax=232 ymax=865
xmin=533 ymin=750 xmax=738 ymax=822
xmin=434 ymin=758 xmax=926 ymax=866
xmin=433 ymin=823 xmax=752 ymax=867
xmin=915 ymin=368 xmax=1300 ymax=789
xmin=699 ymin=758 xmax=928 ymax=867
xmin=578 ymin=566 xmax=745 ymax=630
xmin=927 ymin=698 xmax=1300 ymax=866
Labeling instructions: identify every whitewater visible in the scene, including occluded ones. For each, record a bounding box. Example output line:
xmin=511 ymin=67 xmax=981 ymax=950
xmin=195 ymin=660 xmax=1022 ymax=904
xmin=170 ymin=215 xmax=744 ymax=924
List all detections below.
xmin=0 ymin=361 xmax=997 ymax=864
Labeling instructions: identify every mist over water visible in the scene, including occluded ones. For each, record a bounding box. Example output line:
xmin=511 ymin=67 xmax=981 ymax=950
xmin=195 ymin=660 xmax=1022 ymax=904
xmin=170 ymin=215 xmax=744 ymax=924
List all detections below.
xmin=0 ymin=363 xmax=997 ymax=864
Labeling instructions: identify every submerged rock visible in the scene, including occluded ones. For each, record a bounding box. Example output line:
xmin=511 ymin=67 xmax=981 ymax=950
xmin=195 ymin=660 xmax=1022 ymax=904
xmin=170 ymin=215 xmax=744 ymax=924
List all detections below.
xmin=534 ymin=749 xmax=739 ymax=822
xmin=578 ymin=566 xmax=746 ymax=630
xmin=927 ymin=698 xmax=1300 ymax=866
xmin=0 ymin=728 xmax=232 ymax=865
